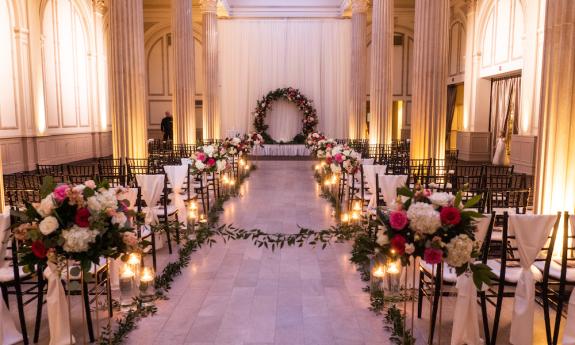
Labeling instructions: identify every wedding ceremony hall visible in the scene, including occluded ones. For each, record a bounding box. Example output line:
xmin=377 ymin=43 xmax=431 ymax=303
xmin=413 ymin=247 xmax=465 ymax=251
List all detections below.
xmin=1 ymin=0 xmax=574 ymax=344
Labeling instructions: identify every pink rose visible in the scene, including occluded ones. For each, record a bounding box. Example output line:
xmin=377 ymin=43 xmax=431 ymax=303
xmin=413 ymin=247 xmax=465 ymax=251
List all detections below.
xmin=334 ymin=153 xmax=344 ymax=163
xmin=52 ymin=184 xmax=70 ymax=203
xmin=389 ymin=211 xmax=408 ymax=230
xmin=423 ymin=189 xmax=432 ymax=197
xmin=84 ymin=180 xmax=97 ymax=189
xmin=424 ymin=248 xmax=443 ymax=265
xmin=196 ymin=152 xmax=206 ymax=162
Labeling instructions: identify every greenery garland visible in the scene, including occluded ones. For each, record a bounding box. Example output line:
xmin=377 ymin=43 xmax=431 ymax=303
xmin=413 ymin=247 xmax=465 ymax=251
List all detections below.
xmin=253 ymin=87 xmax=318 ymax=144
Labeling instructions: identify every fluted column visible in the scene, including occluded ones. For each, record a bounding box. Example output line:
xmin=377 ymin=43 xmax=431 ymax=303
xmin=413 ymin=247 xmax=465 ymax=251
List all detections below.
xmin=172 ymin=0 xmax=196 ymax=144
xmin=369 ymin=0 xmax=394 ymax=145
xmin=202 ymin=0 xmax=219 ymax=140
xmin=108 ymin=0 xmax=148 ymax=159
xmin=534 ymin=0 xmax=575 ymax=215
xmin=349 ymin=0 xmax=368 ymax=140
xmin=410 ymin=0 xmax=449 ymax=160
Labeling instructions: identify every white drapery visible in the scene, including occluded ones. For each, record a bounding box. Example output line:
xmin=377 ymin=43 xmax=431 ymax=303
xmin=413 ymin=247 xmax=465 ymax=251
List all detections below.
xmin=218 ymin=19 xmax=351 ymax=140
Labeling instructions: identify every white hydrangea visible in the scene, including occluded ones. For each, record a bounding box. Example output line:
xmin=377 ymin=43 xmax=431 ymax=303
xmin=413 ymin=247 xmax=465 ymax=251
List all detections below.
xmin=231 ymin=137 xmax=241 ymax=145
xmin=111 ymin=212 xmax=128 ymax=227
xmin=376 ymin=229 xmax=389 ymax=246
xmin=36 ymin=195 xmax=56 ymax=217
xmin=445 ymin=234 xmax=475 ymax=267
xmin=39 ymin=216 xmax=59 ymax=235
xmin=87 ymin=196 xmax=101 ymax=212
xmin=62 ymin=225 xmax=98 ymax=253
xmin=428 ymin=192 xmax=455 ymax=208
xmin=331 ymin=145 xmax=342 ymax=156
xmin=216 ymin=159 xmax=227 ymax=172
xmin=97 ymin=189 xmax=118 ymax=210
xmin=195 ymin=160 xmax=206 ymax=171
xmin=406 ymin=202 xmax=441 ymax=234
xmin=203 ymin=145 xmax=215 ymax=157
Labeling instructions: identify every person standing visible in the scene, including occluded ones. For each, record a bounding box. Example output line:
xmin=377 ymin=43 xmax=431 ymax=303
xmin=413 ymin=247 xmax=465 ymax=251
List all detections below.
xmin=160 ymin=111 xmax=173 ymax=141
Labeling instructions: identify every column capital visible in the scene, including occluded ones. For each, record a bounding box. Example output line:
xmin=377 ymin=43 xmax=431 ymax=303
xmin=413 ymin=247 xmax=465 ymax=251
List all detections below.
xmin=351 ymin=0 xmax=368 ymax=14
xmin=201 ymin=0 xmax=218 ymax=14
xmin=464 ymin=0 xmax=477 ymax=14
xmin=93 ymin=0 xmax=107 ymax=14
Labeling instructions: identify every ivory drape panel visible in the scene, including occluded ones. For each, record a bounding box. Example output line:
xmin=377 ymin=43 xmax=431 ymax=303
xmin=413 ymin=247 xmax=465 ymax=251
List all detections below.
xmin=490 ymin=76 xmax=521 ymax=158
xmin=218 ymin=19 xmax=351 ymax=140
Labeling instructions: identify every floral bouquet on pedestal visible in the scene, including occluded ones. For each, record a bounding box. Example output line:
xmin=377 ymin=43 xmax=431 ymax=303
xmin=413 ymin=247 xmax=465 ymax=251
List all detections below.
xmin=305 ymin=132 xmax=326 ymax=151
xmin=374 ymin=186 xmax=493 ymax=288
xmin=311 ymin=138 xmax=337 ymax=159
xmin=325 ymin=145 xmax=361 ymax=175
xmin=13 ymin=179 xmax=139 ymax=273
xmin=222 ymin=136 xmax=246 ymax=156
xmin=189 ymin=144 xmax=230 ymax=175
xmin=247 ymin=132 xmax=264 ymax=148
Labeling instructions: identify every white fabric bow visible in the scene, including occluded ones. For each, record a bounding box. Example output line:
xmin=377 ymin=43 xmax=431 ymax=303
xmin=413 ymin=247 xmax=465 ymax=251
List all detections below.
xmin=0 ymin=213 xmax=24 ymax=345
xmin=377 ymin=174 xmax=408 ymax=207
xmin=509 ymin=214 xmax=557 ymax=345
xmin=164 ymin=165 xmax=188 ymax=226
xmin=362 ymin=165 xmax=387 ymax=208
xmin=44 ymin=263 xmax=76 ymax=345
xmin=451 ymin=272 xmax=484 ymax=345
xmin=562 ymin=215 xmax=575 ymax=345
xmin=136 ymin=174 xmax=165 ymax=226
xmin=450 ymin=214 xmax=493 ymax=345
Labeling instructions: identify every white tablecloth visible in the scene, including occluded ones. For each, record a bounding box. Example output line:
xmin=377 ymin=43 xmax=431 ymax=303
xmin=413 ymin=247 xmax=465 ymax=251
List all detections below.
xmin=251 ymin=144 xmax=311 ymax=156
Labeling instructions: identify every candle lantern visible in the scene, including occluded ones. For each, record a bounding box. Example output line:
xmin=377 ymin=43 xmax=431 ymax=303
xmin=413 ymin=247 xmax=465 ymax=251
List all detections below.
xmin=385 ymin=259 xmax=401 ymax=294
xmin=139 ymin=266 xmax=155 ymax=307
xmin=119 ymin=264 xmax=136 ymax=311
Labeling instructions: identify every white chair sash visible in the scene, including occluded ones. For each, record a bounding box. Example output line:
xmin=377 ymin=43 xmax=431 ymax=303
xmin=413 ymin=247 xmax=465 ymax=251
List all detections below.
xmin=164 ymin=165 xmax=188 ymax=226
xmin=362 ymin=165 xmax=387 ymax=208
xmin=451 ymin=272 xmax=483 ymax=345
xmin=509 ymin=214 xmax=557 ymax=345
xmin=361 ymin=158 xmax=374 ymax=165
xmin=0 ymin=212 xmax=23 ymax=345
xmin=562 ymin=215 xmax=575 ymax=345
xmin=136 ymin=174 xmax=165 ymax=226
xmin=451 ymin=214 xmax=493 ymax=345
xmin=377 ymin=174 xmax=408 ymax=207
xmin=44 ymin=263 xmax=76 ymax=345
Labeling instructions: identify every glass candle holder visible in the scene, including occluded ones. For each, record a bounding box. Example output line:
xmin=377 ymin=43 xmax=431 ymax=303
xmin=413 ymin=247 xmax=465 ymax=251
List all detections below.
xmin=126 ymin=253 xmax=141 ymax=285
xmin=119 ymin=265 xmax=135 ymax=311
xmin=385 ymin=260 xmax=401 ymax=294
xmin=139 ymin=267 xmax=155 ymax=307
xmin=371 ymin=264 xmax=385 ymax=293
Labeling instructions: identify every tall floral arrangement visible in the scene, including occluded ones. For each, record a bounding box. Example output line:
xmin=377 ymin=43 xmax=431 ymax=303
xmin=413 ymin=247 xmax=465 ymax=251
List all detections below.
xmin=305 ymin=132 xmax=326 ymax=151
xmin=253 ymin=87 xmax=318 ymax=143
xmin=324 ymin=144 xmax=362 ymax=175
xmin=189 ymin=144 xmax=230 ymax=175
xmin=13 ymin=179 xmax=139 ymax=273
xmin=311 ymin=138 xmax=337 ymax=159
xmin=374 ymin=186 xmax=493 ymax=288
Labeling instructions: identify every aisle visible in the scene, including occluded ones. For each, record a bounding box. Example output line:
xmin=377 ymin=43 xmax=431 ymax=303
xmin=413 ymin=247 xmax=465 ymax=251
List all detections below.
xmin=126 ymin=161 xmax=391 ymax=345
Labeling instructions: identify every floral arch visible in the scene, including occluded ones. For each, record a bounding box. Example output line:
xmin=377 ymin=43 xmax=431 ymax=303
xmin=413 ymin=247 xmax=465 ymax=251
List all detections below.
xmin=253 ymin=87 xmax=318 ymax=143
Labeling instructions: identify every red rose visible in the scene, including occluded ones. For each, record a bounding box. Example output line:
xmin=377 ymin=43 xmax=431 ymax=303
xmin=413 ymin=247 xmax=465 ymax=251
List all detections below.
xmin=390 ymin=235 xmax=407 ymax=255
xmin=206 ymin=158 xmax=216 ymax=167
xmin=75 ymin=207 xmax=91 ymax=227
xmin=31 ymin=240 xmax=47 ymax=259
xmin=424 ymin=248 xmax=443 ymax=265
xmin=389 ymin=211 xmax=409 ymax=230
xmin=440 ymin=207 xmax=461 ymax=225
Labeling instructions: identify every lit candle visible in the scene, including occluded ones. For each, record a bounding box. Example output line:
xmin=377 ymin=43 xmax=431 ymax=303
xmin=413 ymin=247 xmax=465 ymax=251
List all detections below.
xmin=127 ymin=253 xmax=141 ymax=283
xmin=239 ymin=159 xmax=245 ymax=167
xmin=353 ymin=201 xmax=362 ymax=212
xmin=372 ymin=265 xmax=385 ymax=278
xmin=351 ymin=211 xmax=360 ymax=221
xmin=323 ymin=179 xmax=331 ymax=187
xmin=119 ymin=265 xmax=135 ymax=311
xmin=341 ymin=213 xmax=350 ymax=224
xmin=244 ymin=164 xmax=250 ymax=171
xmin=139 ymin=266 xmax=155 ymax=306
xmin=387 ymin=262 xmax=400 ymax=275
xmin=199 ymin=214 xmax=207 ymax=223
xmin=314 ymin=164 xmax=320 ymax=171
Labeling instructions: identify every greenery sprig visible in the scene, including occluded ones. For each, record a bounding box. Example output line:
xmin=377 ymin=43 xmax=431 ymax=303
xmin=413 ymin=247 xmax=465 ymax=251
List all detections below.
xmin=384 ymin=305 xmax=416 ymax=345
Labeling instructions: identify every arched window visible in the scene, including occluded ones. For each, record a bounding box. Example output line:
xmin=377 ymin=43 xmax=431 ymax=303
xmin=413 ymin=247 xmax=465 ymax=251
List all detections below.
xmin=0 ymin=0 xmax=18 ymax=130
xmin=42 ymin=0 xmax=91 ymax=129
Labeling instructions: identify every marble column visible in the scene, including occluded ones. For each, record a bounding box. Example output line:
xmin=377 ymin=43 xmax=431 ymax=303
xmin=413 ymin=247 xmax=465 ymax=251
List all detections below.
xmin=534 ymin=0 xmax=575 ymax=215
xmin=172 ymin=0 xmax=196 ymax=144
xmin=202 ymin=0 xmax=219 ymax=140
xmin=368 ymin=0 xmax=394 ymax=145
xmin=410 ymin=0 xmax=449 ymax=160
xmin=349 ymin=0 xmax=368 ymax=140
xmin=108 ymin=0 xmax=148 ymax=159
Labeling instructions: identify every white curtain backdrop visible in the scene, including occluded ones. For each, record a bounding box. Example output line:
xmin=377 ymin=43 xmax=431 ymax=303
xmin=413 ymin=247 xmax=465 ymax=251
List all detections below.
xmin=218 ymin=19 xmax=351 ymax=140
